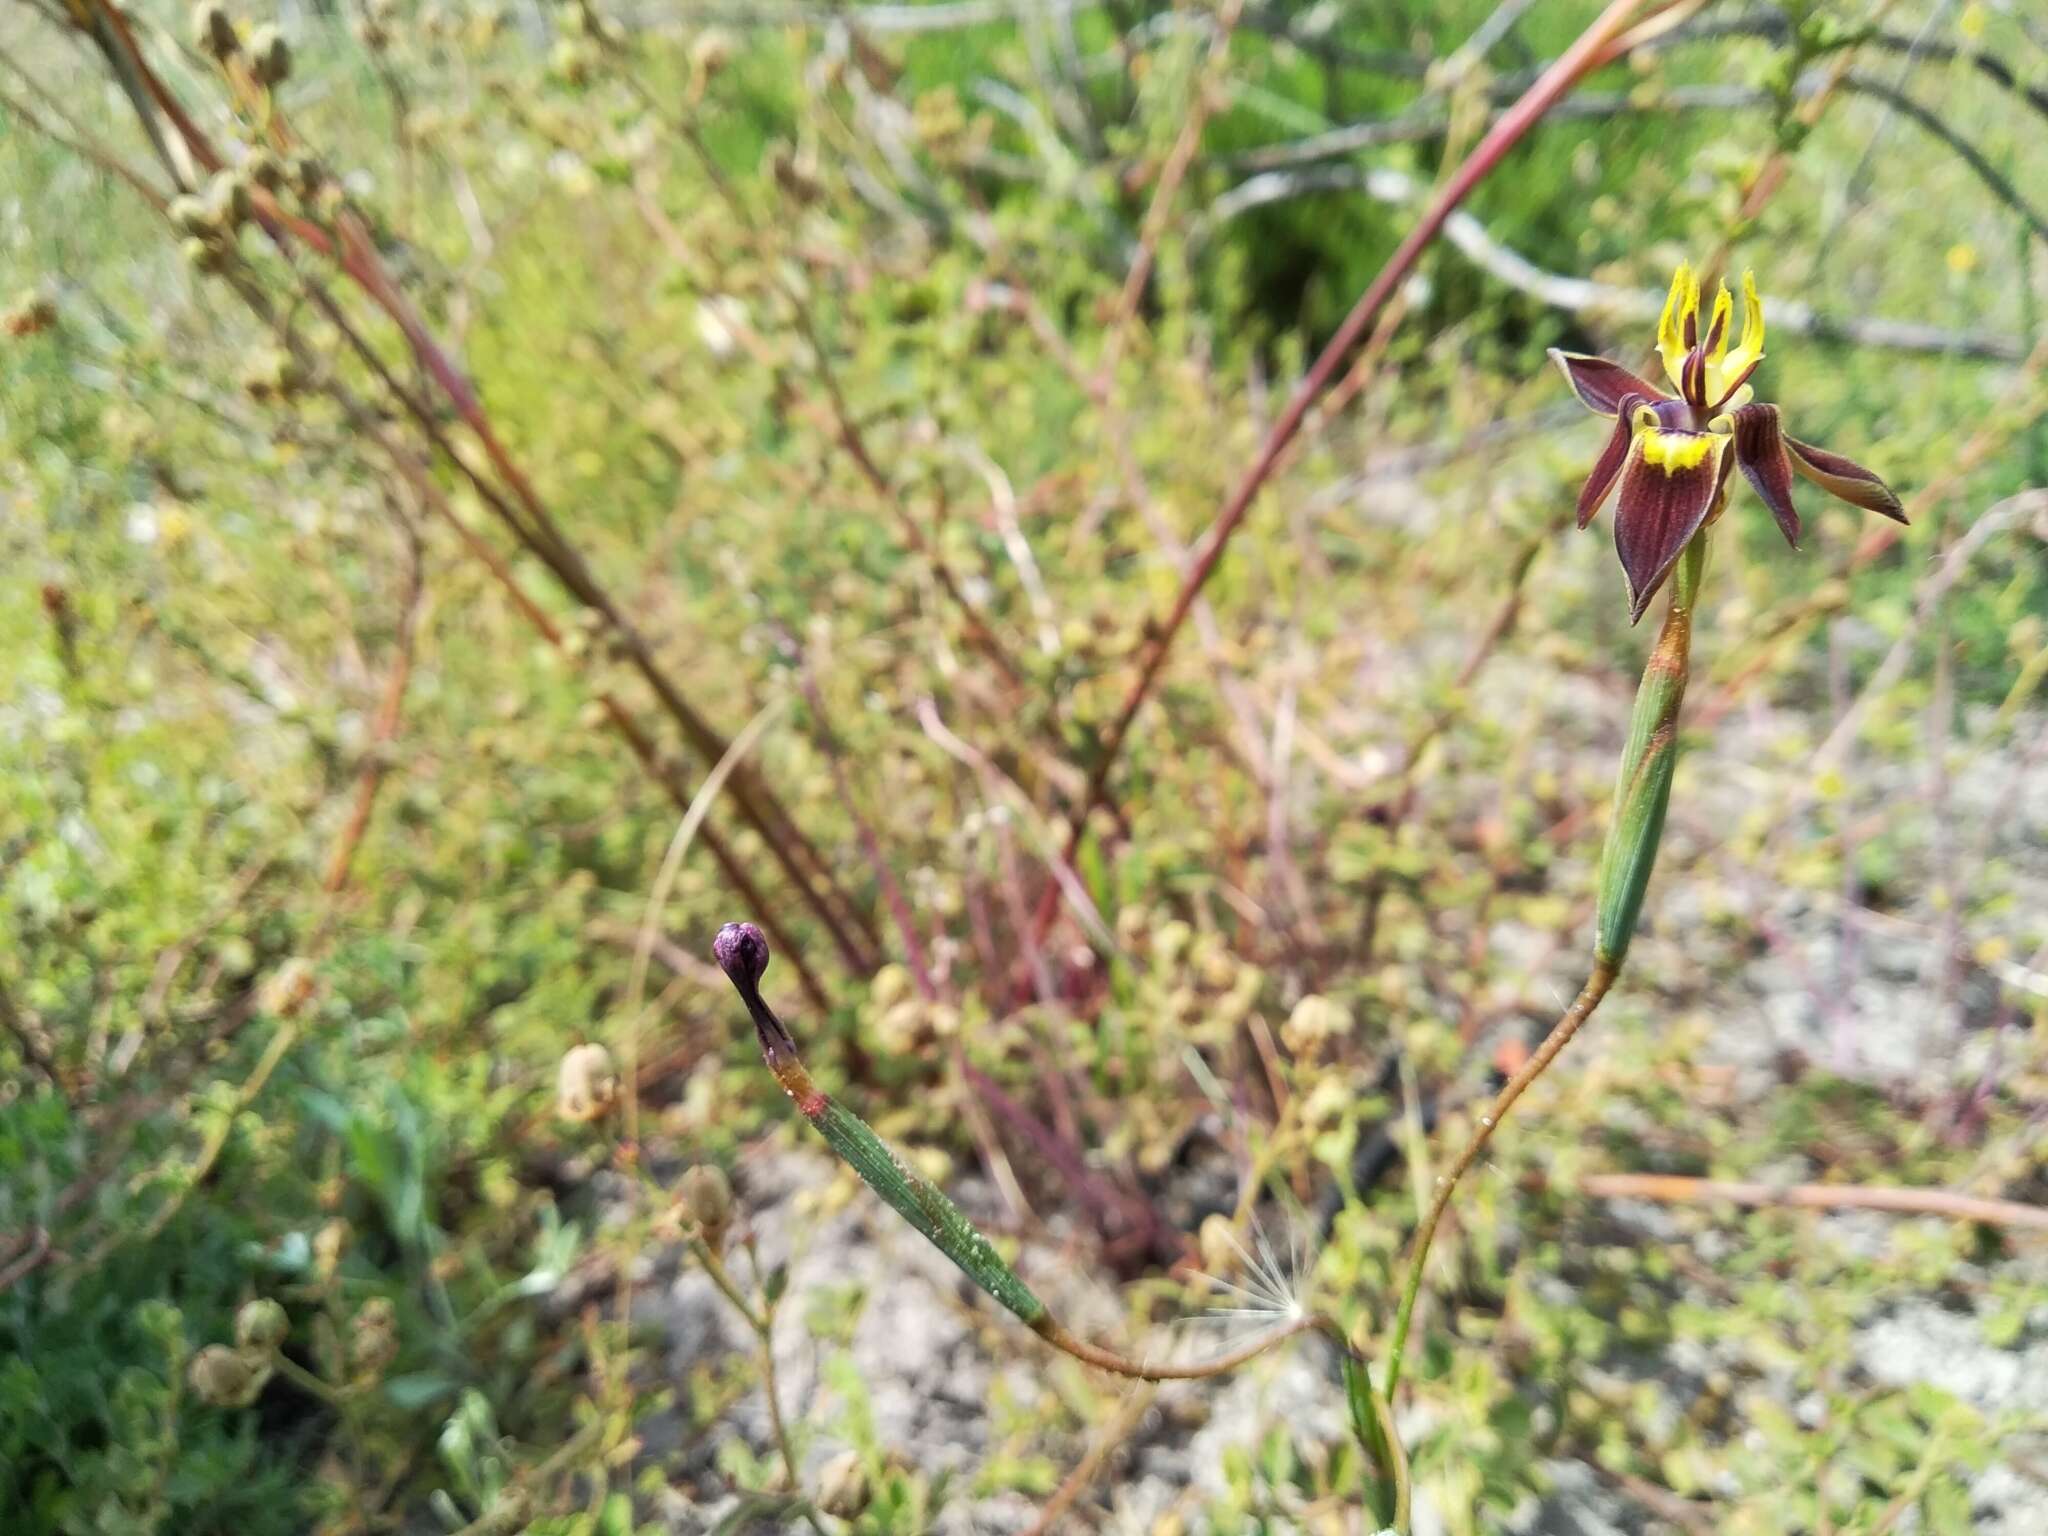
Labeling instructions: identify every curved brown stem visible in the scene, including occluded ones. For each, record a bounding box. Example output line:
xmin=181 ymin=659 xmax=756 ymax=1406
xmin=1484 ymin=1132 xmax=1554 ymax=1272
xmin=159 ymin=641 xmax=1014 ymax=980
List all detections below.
xmin=1382 ymin=960 xmax=1616 ymax=1397
xmin=1031 ymin=1311 xmax=1335 ymax=1382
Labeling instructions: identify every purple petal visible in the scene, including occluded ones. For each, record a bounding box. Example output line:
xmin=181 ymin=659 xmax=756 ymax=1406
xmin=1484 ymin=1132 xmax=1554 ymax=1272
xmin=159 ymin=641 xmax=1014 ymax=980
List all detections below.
xmin=1614 ymin=428 xmax=1727 ymax=623
xmin=1730 ymin=402 xmax=1800 ymax=547
xmin=1577 ymin=398 xmax=1639 ymax=526
xmin=1785 ymin=435 xmax=1908 ymax=523
xmin=1680 ymin=345 xmax=1709 ymax=409
xmin=1549 ymin=349 xmax=1669 ymax=416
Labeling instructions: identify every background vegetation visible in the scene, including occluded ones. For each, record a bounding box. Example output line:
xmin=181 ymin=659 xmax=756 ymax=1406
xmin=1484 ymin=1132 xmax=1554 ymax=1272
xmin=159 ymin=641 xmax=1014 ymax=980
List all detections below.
xmin=3 ymin=0 xmax=2045 ymax=1531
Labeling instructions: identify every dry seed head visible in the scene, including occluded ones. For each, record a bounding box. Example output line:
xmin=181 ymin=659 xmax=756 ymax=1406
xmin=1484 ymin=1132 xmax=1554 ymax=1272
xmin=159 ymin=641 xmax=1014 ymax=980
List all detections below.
xmin=194 ymin=2 xmax=238 ymax=59
xmin=188 ymin=1343 xmax=270 ymax=1406
xmin=556 ymin=1042 xmax=618 ymax=1123
xmin=234 ymin=1297 xmax=289 ymax=1352
xmin=6 ymin=291 xmax=57 ymax=338
xmin=677 ymin=1164 xmax=734 ymax=1246
xmin=349 ymin=1296 xmax=399 ymax=1376
xmin=549 ymin=38 xmax=591 ymax=85
xmin=689 ymin=28 xmax=735 ymax=84
xmin=247 ymin=150 xmax=286 ymax=193
xmin=816 ymin=1451 xmax=871 ymax=1519
xmin=180 ymin=237 xmax=228 ymax=277
xmin=168 ymin=194 xmax=214 ymax=239
xmin=207 ymin=169 xmax=251 ymax=232
xmin=290 ymin=154 xmax=327 ymax=199
xmin=250 ymin=25 xmax=292 ymax=86
xmin=259 ymin=955 xmax=318 ymax=1016
xmin=1280 ymin=993 xmax=1352 ymax=1059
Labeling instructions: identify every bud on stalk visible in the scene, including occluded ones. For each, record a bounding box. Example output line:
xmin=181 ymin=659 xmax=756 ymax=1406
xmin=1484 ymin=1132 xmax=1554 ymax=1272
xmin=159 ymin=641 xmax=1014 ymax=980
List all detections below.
xmin=1594 ymin=524 xmax=1708 ymax=968
xmin=711 ymin=923 xmax=1050 ymax=1328
xmin=714 ymin=920 xmax=1337 ymax=1381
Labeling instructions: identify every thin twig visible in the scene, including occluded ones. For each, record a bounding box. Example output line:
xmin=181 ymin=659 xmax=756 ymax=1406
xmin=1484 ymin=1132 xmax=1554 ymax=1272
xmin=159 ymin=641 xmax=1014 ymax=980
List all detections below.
xmin=321 ymin=525 xmax=428 ymax=894
xmin=1383 ymin=961 xmax=1617 ymax=1397
xmin=1092 ymin=0 xmax=1240 ymax=393
xmin=1032 ymin=0 xmax=1661 ymax=946
xmin=0 ymin=1226 xmax=53 ymax=1296
xmin=1021 ymin=1384 xmax=1157 ymax=1536
xmin=1576 ymin=1173 xmax=2048 ymax=1231
xmin=0 ymin=977 xmax=59 ymax=1087
xmin=1208 ymin=161 xmax=2021 ymax=361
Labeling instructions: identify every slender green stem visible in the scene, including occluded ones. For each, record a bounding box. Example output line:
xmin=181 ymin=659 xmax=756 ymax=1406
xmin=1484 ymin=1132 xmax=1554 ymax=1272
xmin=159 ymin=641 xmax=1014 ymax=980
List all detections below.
xmin=1377 ymin=1369 xmax=1412 ymax=1530
xmin=444 ymin=1417 xmax=609 ymax=1536
xmin=1382 ymin=524 xmax=1712 ymax=1407
xmin=692 ymin=1235 xmax=819 ymax=1530
xmin=742 ymin=1237 xmax=808 ymax=1505
xmin=1381 ymin=961 xmax=1616 ymax=1400
xmin=690 ymin=1236 xmax=765 ymax=1334
xmin=1596 ymin=531 xmax=1708 ymax=967
xmin=272 ymin=1353 xmax=348 ymax=1405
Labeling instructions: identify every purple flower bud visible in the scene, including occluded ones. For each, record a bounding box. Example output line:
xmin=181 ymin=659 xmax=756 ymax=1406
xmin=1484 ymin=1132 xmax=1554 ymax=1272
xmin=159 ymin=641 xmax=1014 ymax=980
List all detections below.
xmin=713 ymin=921 xmax=771 ymax=993
xmin=714 ymin=921 xmax=799 ymax=1071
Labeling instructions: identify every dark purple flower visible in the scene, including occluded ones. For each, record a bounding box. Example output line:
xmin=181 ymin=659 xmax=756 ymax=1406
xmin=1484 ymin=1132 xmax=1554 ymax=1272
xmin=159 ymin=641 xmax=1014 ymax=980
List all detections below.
xmin=1551 ymin=264 xmax=1906 ymax=622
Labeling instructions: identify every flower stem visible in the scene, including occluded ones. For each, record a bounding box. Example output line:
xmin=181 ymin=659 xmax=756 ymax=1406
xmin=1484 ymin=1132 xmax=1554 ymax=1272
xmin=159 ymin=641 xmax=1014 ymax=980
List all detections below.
xmin=1596 ymin=529 xmax=1708 ymax=967
xmin=692 ymin=1234 xmax=815 ymax=1525
xmin=1382 ymin=523 xmax=1710 ymax=1405
xmin=1380 ymin=961 xmax=1616 ymax=1399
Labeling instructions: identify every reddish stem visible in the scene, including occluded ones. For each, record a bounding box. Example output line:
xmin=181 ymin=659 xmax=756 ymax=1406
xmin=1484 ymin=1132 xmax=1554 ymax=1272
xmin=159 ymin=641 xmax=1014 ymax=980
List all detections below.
xmin=1031 ymin=0 xmax=1653 ymax=943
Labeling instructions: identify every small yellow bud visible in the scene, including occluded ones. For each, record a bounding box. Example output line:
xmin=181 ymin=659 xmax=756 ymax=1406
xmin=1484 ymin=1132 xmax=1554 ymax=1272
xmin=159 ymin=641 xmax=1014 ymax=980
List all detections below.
xmin=313 ymin=1218 xmax=349 ymax=1278
xmin=869 ymin=963 xmax=914 ymax=1010
xmin=1197 ymin=1214 xmax=1238 ymax=1279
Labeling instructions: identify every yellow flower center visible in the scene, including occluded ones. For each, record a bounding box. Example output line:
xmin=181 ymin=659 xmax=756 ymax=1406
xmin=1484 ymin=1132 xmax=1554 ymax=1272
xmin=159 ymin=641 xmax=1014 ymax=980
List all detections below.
xmin=1657 ymin=262 xmax=1766 ymax=407
xmin=1639 ymin=426 xmax=1715 ymax=474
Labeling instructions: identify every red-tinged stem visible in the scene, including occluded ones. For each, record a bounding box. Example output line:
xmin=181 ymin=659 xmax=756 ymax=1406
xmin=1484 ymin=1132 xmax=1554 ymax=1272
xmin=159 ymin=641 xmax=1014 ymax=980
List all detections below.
xmin=77 ymin=0 xmax=879 ymax=978
xmin=1031 ymin=1311 xmax=1338 ymax=1381
xmin=1030 ymin=0 xmax=1654 ymax=943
